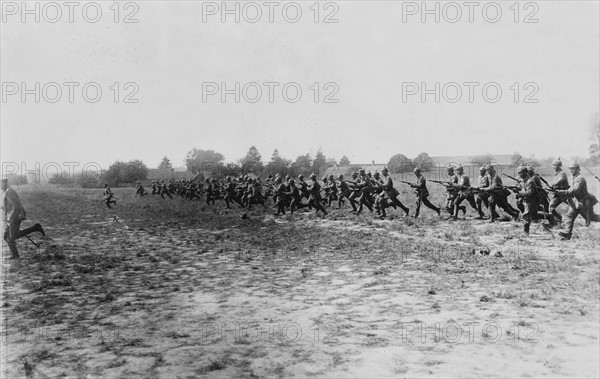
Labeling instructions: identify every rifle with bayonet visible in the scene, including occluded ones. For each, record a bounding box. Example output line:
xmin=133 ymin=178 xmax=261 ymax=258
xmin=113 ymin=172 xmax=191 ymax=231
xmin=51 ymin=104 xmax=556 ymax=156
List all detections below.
xmin=582 ymin=165 xmax=600 ymax=182
xmin=430 ymin=179 xmax=452 ymax=187
xmin=398 ymin=180 xmax=417 ymax=188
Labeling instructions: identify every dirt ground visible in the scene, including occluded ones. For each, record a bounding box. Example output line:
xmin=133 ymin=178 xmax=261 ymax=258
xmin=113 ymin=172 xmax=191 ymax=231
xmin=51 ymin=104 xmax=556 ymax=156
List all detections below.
xmin=1 ymin=186 xmax=599 ymax=378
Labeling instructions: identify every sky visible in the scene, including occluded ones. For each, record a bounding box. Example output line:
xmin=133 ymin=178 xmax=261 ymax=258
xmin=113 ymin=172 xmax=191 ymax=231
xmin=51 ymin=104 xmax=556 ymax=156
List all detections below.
xmin=1 ymin=0 xmax=599 ymax=171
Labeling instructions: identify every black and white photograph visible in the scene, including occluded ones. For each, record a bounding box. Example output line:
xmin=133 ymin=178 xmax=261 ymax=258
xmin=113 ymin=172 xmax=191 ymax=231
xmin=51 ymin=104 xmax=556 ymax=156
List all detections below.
xmin=1 ymin=1 xmax=599 ymax=377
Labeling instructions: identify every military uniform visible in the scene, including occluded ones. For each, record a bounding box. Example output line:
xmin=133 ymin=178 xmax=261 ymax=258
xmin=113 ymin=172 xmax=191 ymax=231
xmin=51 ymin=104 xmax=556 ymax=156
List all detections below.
xmin=548 ymin=160 xmax=571 ymax=225
xmin=485 ymin=166 xmax=519 ymax=222
xmin=516 ymin=167 xmax=551 ymax=234
xmin=475 ymin=168 xmax=489 ymax=218
xmin=557 ymin=163 xmax=600 ymax=239
xmin=2 ymin=180 xmax=45 ymax=258
xmin=413 ymin=169 xmax=441 ymax=218
xmin=103 ymin=184 xmax=117 ymax=208
xmin=381 ymin=169 xmax=410 ymax=216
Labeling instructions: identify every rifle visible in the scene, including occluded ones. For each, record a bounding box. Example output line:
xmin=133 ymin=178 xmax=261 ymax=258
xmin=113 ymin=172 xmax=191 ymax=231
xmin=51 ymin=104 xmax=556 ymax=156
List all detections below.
xmin=398 ymin=180 xmax=416 ymax=188
xmin=533 ymin=175 xmax=559 ymax=193
xmin=503 ymin=185 xmax=521 ymax=193
xmin=430 ymin=179 xmax=451 ymax=186
xmin=582 ymin=165 xmax=600 ymax=182
xmin=502 ymin=173 xmax=520 ymax=183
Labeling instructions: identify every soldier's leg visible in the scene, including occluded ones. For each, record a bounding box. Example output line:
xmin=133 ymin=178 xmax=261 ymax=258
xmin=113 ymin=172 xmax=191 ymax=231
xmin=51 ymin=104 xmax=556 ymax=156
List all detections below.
xmin=391 ymin=196 xmax=410 ymax=215
xmin=475 ymin=194 xmax=486 ymax=218
xmin=453 ymin=196 xmax=465 ymax=219
xmin=549 ymin=196 xmax=563 ymax=225
xmin=499 ymin=196 xmax=519 ymax=220
xmin=422 ymin=196 xmax=440 ymax=214
xmin=488 ymin=196 xmax=500 ymax=222
xmin=559 ymin=208 xmax=581 ymax=239
xmin=466 ymin=193 xmax=478 ymax=210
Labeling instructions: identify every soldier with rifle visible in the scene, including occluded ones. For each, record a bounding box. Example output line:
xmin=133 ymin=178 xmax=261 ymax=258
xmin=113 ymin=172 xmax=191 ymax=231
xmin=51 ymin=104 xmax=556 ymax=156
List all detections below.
xmin=556 ymin=162 xmax=600 ymax=240
xmin=450 ymin=165 xmax=476 ymax=220
xmin=514 ymin=166 xmax=552 ymax=235
xmin=381 ymin=167 xmax=410 ymax=216
xmin=403 ymin=168 xmax=441 ymax=218
xmin=135 ymin=180 xmax=148 ymax=197
xmin=273 ymin=176 xmax=288 ymax=216
xmin=337 ymin=174 xmax=355 ymax=211
xmin=475 ymin=166 xmax=490 ymax=219
xmin=484 ymin=164 xmax=520 ymax=222
xmin=308 ymin=173 xmax=328 ymax=216
xmin=355 ymin=169 xmax=374 ymax=215
xmin=503 ymin=172 xmax=525 ymax=214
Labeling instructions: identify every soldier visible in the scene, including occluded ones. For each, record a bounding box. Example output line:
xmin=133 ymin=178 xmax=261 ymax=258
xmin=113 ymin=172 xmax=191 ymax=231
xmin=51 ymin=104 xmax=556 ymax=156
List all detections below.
xmin=273 ymin=176 xmax=288 ymax=216
xmin=323 ymin=175 xmax=338 ymax=207
xmin=308 ymin=174 xmax=328 ymax=216
xmin=151 ymin=180 xmax=158 ymax=195
xmin=451 ymin=165 xmax=476 ymax=220
xmin=355 ymin=169 xmax=374 ymax=215
xmin=515 ymin=165 xmax=552 ymax=234
xmin=160 ymin=179 xmax=172 ymax=199
xmin=135 ymin=180 xmax=148 ymax=197
xmin=548 ymin=158 xmax=571 ymax=226
xmin=2 ymin=179 xmax=45 ymax=259
xmin=224 ymin=176 xmax=242 ymax=209
xmin=475 ymin=166 xmax=490 ymax=219
xmin=412 ymin=168 xmax=441 ymax=218
xmin=527 ymin=166 xmax=550 ymax=214
xmin=103 ymin=183 xmax=117 ymax=208
xmin=381 ymin=167 xmax=410 ymax=216
xmin=347 ymin=172 xmax=362 ymax=213
xmin=484 ymin=164 xmax=520 ymax=222
xmin=556 ymin=162 xmax=600 ymax=240
xmin=337 ymin=174 xmax=355 ymax=211
xmin=444 ymin=166 xmax=461 ymax=216
xmin=286 ymin=179 xmax=305 ymax=214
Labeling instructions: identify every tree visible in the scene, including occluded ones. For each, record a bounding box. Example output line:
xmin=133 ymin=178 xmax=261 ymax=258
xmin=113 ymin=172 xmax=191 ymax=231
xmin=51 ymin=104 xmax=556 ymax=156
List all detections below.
xmin=266 ymin=149 xmax=292 ymax=177
xmin=412 ymin=152 xmax=435 ymax=171
xmin=48 ymin=171 xmax=70 ymax=188
xmin=291 ymin=154 xmax=313 ymax=176
xmin=312 ymin=149 xmax=327 ymax=177
xmin=104 ymin=160 xmax=148 ymax=187
xmin=240 ymin=146 xmax=264 ymax=174
xmin=158 ymin=156 xmax=173 ymax=170
xmin=511 ymin=152 xmax=524 ymax=168
xmin=388 ymin=154 xmax=415 ymax=174
xmin=185 ymin=148 xmax=225 ymax=175
xmin=339 ymin=155 xmax=350 ymax=166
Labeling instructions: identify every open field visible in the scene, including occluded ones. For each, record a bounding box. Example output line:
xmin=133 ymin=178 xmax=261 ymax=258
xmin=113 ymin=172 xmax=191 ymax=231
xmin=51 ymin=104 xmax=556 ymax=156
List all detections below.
xmin=2 ymin=183 xmax=599 ymax=378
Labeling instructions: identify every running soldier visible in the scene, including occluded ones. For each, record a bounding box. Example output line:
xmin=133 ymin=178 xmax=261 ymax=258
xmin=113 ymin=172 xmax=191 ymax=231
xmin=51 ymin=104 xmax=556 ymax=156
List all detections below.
xmin=412 ymin=168 xmax=441 ymax=218
xmin=308 ymin=174 xmax=328 ymax=216
xmin=2 ymin=179 xmax=45 ymax=259
xmin=451 ymin=165 xmax=475 ymax=220
xmin=515 ymin=165 xmax=552 ymax=234
xmin=475 ymin=166 xmax=489 ymax=219
xmin=556 ymin=162 xmax=600 ymax=240
xmin=381 ymin=167 xmax=410 ymax=216
xmin=484 ymin=165 xmax=519 ymax=222
xmin=103 ymin=183 xmax=117 ymax=208
xmin=548 ymin=158 xmax=571 ymax=226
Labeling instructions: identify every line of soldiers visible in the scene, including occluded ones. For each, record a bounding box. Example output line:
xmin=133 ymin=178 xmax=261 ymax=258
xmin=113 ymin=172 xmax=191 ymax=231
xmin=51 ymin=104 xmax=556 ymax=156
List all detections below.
xmin=128 ymin=159 xmax=599 ymax=240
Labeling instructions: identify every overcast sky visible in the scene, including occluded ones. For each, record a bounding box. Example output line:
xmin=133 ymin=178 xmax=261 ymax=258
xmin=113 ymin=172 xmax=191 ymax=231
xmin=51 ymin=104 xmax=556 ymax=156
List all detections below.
xmin=1 ymin=1 xmax=599 ymax=170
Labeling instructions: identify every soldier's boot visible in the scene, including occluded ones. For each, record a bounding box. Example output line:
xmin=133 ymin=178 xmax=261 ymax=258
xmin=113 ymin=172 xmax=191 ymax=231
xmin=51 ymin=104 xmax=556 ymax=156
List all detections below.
xmin=523 ymin=223 xmax=530 ymax=235
xmin=17 ymin=224 xmax=44 ymax=239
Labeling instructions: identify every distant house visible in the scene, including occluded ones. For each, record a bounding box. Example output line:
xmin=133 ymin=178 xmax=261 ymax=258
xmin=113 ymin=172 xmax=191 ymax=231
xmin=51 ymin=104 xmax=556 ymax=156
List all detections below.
xmin=145 ymin=167 xmax=191 ymax=183
xmin=429 ymin=155 xmax=512 ymax=168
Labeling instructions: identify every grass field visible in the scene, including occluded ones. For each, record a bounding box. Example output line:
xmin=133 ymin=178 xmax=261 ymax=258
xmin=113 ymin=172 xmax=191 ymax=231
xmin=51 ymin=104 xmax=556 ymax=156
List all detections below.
xmin=1 ymin=181 xmax=599 ymax=378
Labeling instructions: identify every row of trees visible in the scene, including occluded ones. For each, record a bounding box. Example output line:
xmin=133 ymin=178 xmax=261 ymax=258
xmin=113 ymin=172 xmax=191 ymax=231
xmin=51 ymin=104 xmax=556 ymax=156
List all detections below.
xmin=184 ymin=146 xmax=350 ymax=179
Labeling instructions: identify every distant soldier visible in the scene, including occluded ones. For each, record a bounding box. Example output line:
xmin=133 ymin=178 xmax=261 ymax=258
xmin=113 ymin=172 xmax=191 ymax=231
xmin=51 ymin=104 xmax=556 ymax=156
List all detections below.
xmin=103 ymin=183 xmax=117 ymax=208
xmin=412 ymin=168 xmax=441 ymax=218
xmin=336 ymin=174 xmax=352 ymax=210
xmin=286 ymin=179 xmax=305 ymax=214
xmin=224 ymin=176 xmax=242 ymax=209
xmin=527 ymin=166 xmax=550 ymax=214
xmin=381 ymin=167 xmax=410 ymax=216
xmin=160 ymin=180 xmax=172 ymax=199
xmin=475 ymin=166 xmax=490 ymax=219
xmin=308 ymin=174 xmax=328 ymax=216
xmin=355 ymin=169 xmax=374 ymax=215
xmin=484 ymin=165 xmax=520 ymax=222
xmin=2 ymin=178 xmax=45 ymax=259
xmin=151 ymin=180 xmax=158 ymax=195
xmin=347 ymin=172 xmax=362 ymax=213
xmin=515 ymin=165 xmax=552 ymax=234
xmin=273 ymin=176 xmax=288 ymax=216
xmin=450 ymin=166 xmax=475 ymax=220
xmin=548 ymin=158 xmax=571 ymax=226
xmin=556 ymin=162 xmax=600 ymax=240
xmin=444 ymin=166 xmax=461 ymax=216
xmin=135 ymin=180 xmax=148 ymax=197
